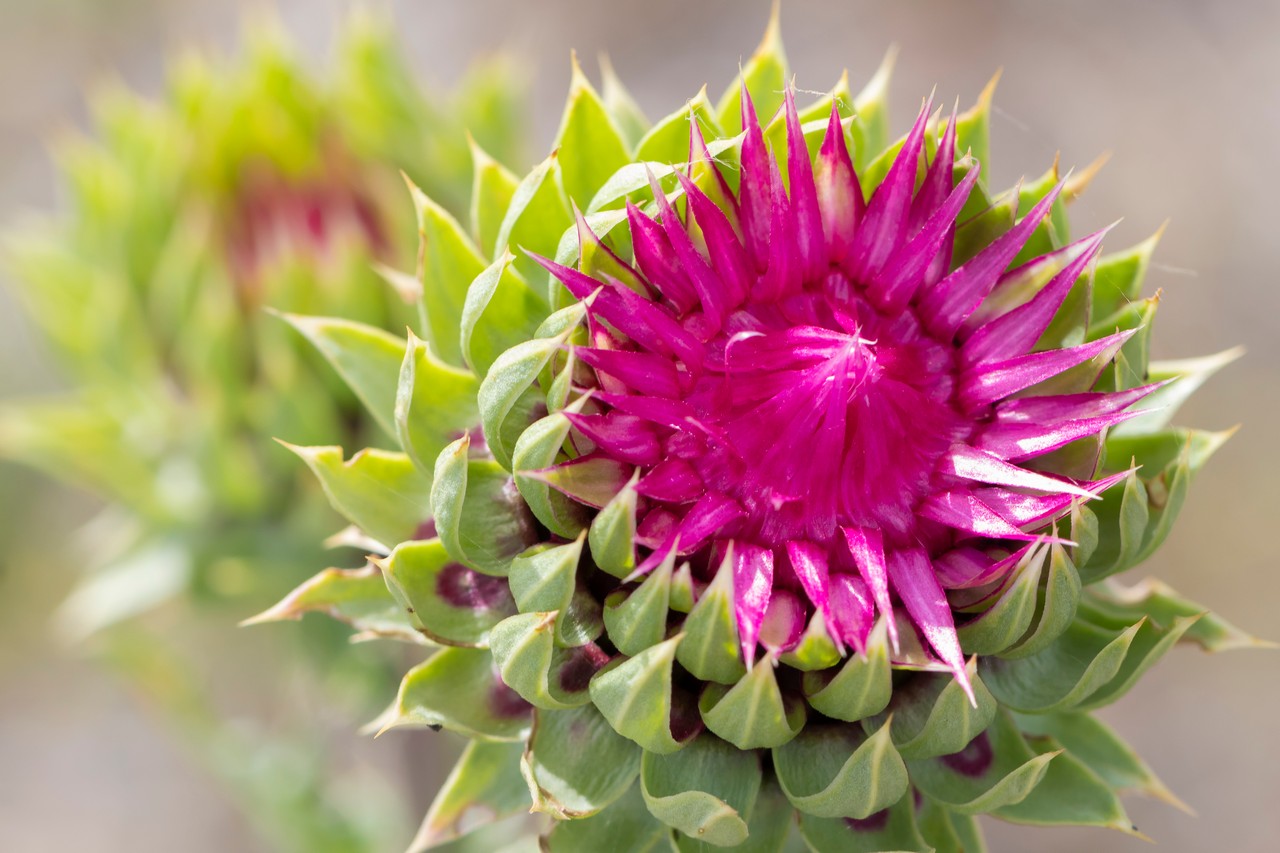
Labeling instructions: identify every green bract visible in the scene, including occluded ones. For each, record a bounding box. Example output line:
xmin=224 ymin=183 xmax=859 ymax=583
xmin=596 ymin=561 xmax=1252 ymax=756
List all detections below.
xmin=260 ymin=10 xmax=1263 ymax=852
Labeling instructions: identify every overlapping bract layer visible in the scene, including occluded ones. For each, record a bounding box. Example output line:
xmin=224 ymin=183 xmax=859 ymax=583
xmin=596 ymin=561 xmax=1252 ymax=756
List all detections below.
xmin=258 ymin=15 xmax=1258 ymax=853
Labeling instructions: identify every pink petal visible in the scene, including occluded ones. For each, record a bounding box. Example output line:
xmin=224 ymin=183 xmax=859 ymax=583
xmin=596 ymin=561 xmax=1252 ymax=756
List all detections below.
xmin=829 ymin=573 xmax=874 ymax=655
xmin=784 ymin=88 xmax=826 ymax=281
xmin=635 ymin=459 xmax=704 ymax=504
xmin=786 ymin=540 xmax=837 ymax=647
xmin=732 ymin=542 xmax=775 ymax=666
xmin=759 ymin=588 xmax=806 ymax=654
xmin=648 ymin=169 xmax=732 ymax=330
xmin=940 ymin=445 xmax=1096 ymax=498
xmin=815 ymin=102 xmax=863 ymax=266
xmin=888 ymin=547 xmax=974 ymax=703
xmin=677 ymin=172 xmax=752 ymax=306
xmin=841 ymin=526 xmax=900 ymax=651
xmin=565 ymin=411 xmax=663 ymax=466
xmin=626 ymin=202 xmax=697 ymax=313
xmin=574 ymin=346 xmax=684 ymax=398
xmin=959 ymin=329 xmax=1136 ymax=412
xmin=738 ymin=85 xmax=774 ymax=272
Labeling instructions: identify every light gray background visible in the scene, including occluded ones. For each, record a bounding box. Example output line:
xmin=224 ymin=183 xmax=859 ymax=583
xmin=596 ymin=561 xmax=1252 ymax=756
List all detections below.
xmin=1 ymin=1 xmax=1277 ymax=850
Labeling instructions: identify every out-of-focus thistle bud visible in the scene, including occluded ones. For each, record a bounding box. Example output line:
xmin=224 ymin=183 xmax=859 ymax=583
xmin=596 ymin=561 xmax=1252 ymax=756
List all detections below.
xmin=1 ymin=11 xmax=523 ymax=626
xmin=258 ymin=8 xmax=1266 ymax=851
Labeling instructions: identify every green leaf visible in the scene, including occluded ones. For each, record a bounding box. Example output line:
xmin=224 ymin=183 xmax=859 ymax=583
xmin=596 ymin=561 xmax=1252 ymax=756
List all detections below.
xmin=992 ymin=730 xmax=1138 ymax=835
xmin=1001 ymin=541 xmax=1082 ymax=659
xmin=243 ymin=564 xmax=420 ymax=642
xmin=469 ymin=138 xmax=520 ymax=258
xmin=494 ymin=152 xmax=573 ymax=283
xmin=542 ymin=782 xmax=670 ymax=853
xmin=488 ymin=612 xmax=602 ymax=710
xmin=715 ymin=5 xmax=787 ymax=134
xmin=908 ymin=711 xmax=1058 ymax=815
xmin=408 ymin=180 xmax=489 ymax=367
xmin=802 ymin=618 xmax=892 ymax=721
xmin=953 ymin=71 xmax=998 ymax=173
xmin=280 ymin=313 xmax=403 ymax=440
xmin=1113 ymin=347 xmax=1242 ymax=437
xmin=396 ymin=331 xmax=480 ymax=474
xmin=286 ymin=443 xmax=430 ymax=547
xmin=773 ymin=722 xmax=908 ymax=819
xmin=507 ymin=536 xmax=603 ymax=648
xmin=916 ymin=797 xmax=988 ymax=853
xmin=588 ymin=473 xmax=639 ymax=578
xmin=522 ymin=705 xmax=642 ymax=818
xmin=512 ymin=407 xmax=592 ymax=538
xmin=1070 ymin=612 xmax=1200 ymax=711
xmin=1080 ymin=577 xmax=1275 ymax=653
xmin=797 ymin=791 xmax=929 ymax=853
xmin=635 ymin=87 xmax=720 ymax=165
xmin=1091 ymin=225 xmax=1164 ymax=322
xmin=640 ymin=734 xmax=762 ymax=848
xmin=778 ymin=611 xmax=842 ymax=671
xmin=1014 ymin=712 xmax=1190 ymax=812
xmin=957 ymin=543 xmax=1047 ymax=655
xmin=378 ymin=539 xmax=517 ymax=648
xmin=604 ymin=548 xmax=676 ymax=656
xmin=459 ymin=251 xmax=547 ymax=376
xmin=376 ymin=647 xmax=530 ymax=742
xmin=409 ymin=740 xmax=529 ymax=850
xmin=848 ymin=48 xmax=896 ymax=172
xmin=590 ymin=635 xmax=700 ymax=754
xmin=555 ymin=54 xmax=632 ymax=208
xmin=699 ymin=658 xmax=805 ymax=750
xmin=676 ymin=548 xmax=747 ymax=685
xmin=431 ymin=436 xmax=536 ymax=576
xmin=599 ymin=55 xmax=650 ymax=149
xmin=478 ymin=331 xmax=575 ymax=470
xmin=979 ymin=617 xmax=1141 ymax=713
xmin=873 ymin=660 xmax=996 ymax=760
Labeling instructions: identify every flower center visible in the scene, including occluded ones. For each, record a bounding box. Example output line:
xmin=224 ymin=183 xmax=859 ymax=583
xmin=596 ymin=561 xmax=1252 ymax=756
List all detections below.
xmin=689 ymin=273 xmax=970 ymax=549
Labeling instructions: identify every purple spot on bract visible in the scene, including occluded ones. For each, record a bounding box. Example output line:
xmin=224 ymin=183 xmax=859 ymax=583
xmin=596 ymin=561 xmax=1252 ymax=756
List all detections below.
xmin=436 ymin=563 xmax=511 ymax=610
xmin=939 ymin=730 xmax=994 ymax=777
xmin=489 ymin=679 xmax=533 ymax=719
xmin=414 ymin=518 xmax=438 ymax=540
xmin=557 ymin=643 xmax=612 ymax=694
xmin=845 ymin=808 xmax=891 ymax=833
xmin=668 ymin=691 xmax=705 ymax=743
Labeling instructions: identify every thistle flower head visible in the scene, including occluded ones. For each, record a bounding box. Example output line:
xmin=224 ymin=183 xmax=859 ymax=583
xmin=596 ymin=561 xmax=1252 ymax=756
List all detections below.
xmin=532 ymin=86 xmax=1144 ymax=699
xmin=256 ymin=13 xmax=1260 ymax=852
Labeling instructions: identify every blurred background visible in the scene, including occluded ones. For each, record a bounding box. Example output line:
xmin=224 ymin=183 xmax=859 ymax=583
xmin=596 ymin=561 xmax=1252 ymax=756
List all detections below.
xmin=1 ymin=1 xmax=1276 ymax=851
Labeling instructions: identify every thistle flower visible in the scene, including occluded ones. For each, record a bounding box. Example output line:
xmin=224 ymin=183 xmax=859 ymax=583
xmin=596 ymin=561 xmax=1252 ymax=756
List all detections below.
xmin=260 ymin=12 xmax=1263 ymax=852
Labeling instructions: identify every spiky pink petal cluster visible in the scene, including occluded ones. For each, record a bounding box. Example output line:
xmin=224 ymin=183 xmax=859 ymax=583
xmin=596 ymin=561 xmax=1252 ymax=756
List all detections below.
xmin=534 ymin=86 xmax=1156 ymax=696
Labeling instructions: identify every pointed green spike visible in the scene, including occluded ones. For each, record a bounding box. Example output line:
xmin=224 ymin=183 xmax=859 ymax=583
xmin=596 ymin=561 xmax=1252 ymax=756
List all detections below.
xmin=469 ymin=137 xmax=520 ymax=257
xmin=1114 ymin=346 xmax=1243 ymax=437
xmin=1092 ymin=223 xmax=1165 ymax=321
xmin=459 ymin=250 xmax=547 ymax=376
xmin=478 ymin=329 xmax=575 ymax=470
xmin=848 ymin=47 xmax=896 ymax=171
xmin=1002 ymin=541 xmax=1082 ymax=659
xmin=797 ymin=790 xmax=930 ymax=853
xmin=957 ymin=543 xmax=1048 ymax=655
xmin=1072 ymin=612 xmax=1200 ymax=711
xmin=773 ymin=721 xmax=908 ymax=819
xmin=377 ymin=646 xmax=530 ymax=742
xmin=278 ymin=313 xmax=404 ymax=439
xmin=698 ymin=655 xmax=806 ymax=750
xmin=396 ymin=330 xmax=480 ymax=475
xmin=555 ymin=53 xmax=632 ymax=208
xmin=410 ymin=740 xmax=529 ymax=850
xmin=1081 ymin=576 xmax=1275 ymax=652
xmin=406 ymin=179 xmax=489 ymax=368
xmin=715 ymin=1 xmax=787 ymax=134
xmin=494 ymin=150 xmax=574 ymax=283
xmin=873 ymin=659 xmax=996 ymax=760
xmin=980 ymin=617 xmax=1143 ymax=713
xmin=604 ymin=547 xmax=677 ymax=656
xmin=635 ymin=87 xmax=720 ymax=166
xmin=779 ymin=610 xmax=842 ymax=671
xmin=522 ymin=704 xmax=642 ymax=819
xmin=908 ymin=710 xmax=1058 ymax=815
xmin=242 ymin=563 xmax=421 ymax=643
xmin=640 ymin=733 xmax=762 ymax=847
xmin=599 ymin=54 xmax=650 ymax=150
xmin=802 ymin=618 xmax=893 ymax=721
xmin=589 ymin=634 xmax=701 ymax=754
xmin=284 ymin=443 xmax=430 ymax=547
xmin=512 ymin=407 xmax=593 ymax=538
xmin=676 ymin=548 xmax=747 ymax=685
xmin=378 ymin=538 xmax=517 ymax=648
xmin=916 ymin=797 xmax=988 ymax=853
xmin=507 ymin=536 xmax=602 ymax=647
xmin=953 ymin=70 xmax=998 ymax=172
xmin=489 ymin=612 xmax=606 ymax=710
xmin=588 ymin=472 xmax=639 ymax=578
xmin=431 ymin=435 xmax=536 ymax=576
xmin=993 ymin=728 xmax=1141 ymax=836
